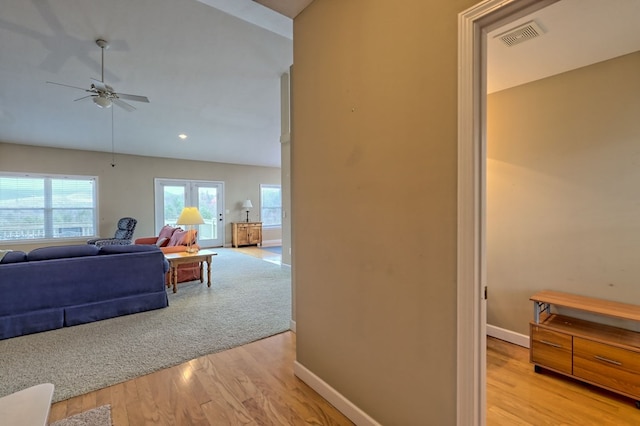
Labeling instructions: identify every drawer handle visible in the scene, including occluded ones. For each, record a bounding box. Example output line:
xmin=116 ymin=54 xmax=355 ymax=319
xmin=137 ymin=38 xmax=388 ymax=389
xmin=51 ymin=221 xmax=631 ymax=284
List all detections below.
xmin=594 ymin=355 xmax=622 ymax=366
xmin=540 ymin=340 xmax=562 ymax=348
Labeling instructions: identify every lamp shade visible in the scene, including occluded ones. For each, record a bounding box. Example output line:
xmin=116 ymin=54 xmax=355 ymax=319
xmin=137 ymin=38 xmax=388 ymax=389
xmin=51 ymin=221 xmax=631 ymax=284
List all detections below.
xmin=176 ymin=207 xmax=204 ymax=225
xmin=242 ymin=199 xmax=253 ymax=209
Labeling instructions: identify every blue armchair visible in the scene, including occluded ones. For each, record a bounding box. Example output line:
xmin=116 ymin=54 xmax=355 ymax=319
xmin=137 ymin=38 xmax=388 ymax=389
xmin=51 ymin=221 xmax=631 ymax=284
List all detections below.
xmin=87 ymin=217 xmax=137 ymax=247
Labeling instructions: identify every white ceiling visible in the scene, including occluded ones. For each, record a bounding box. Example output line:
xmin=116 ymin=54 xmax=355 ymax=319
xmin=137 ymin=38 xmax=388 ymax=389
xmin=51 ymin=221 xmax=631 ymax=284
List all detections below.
xmin=488 ymin=0 xmax=640 ymax=93
xmin=0 ymin=0 xmax=297 ymax=168
xmin=1 ymin=0 xmax=638 ymax=168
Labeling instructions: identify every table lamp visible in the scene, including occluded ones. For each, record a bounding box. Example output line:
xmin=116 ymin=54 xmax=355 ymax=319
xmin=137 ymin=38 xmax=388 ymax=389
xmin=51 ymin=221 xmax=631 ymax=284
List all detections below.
xmin=242 ymin=199 xmax=253 ymax=223
xmin=176 ymin=207 xmax=204 ymax=253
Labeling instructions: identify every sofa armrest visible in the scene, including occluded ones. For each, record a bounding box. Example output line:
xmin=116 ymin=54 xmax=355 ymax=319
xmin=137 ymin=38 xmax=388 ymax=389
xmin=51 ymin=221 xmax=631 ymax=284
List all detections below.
xmin=135 ymin=237 xmax=159 ymax=245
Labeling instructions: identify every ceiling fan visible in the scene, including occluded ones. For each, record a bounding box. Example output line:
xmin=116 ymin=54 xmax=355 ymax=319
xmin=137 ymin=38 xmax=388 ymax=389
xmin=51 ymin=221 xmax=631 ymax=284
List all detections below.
xmin=46 ymin=39 xmax=149 ymax=112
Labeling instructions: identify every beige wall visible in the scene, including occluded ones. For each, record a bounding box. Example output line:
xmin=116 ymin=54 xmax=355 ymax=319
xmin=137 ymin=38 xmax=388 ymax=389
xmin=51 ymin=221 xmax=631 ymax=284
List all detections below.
xmin=292 ymin=1 xmax=476 ymax=424
xmin=487 ymin=51 xmax=640 ymax=335
xmin=0 ymin=142 xmax=281 ymax=252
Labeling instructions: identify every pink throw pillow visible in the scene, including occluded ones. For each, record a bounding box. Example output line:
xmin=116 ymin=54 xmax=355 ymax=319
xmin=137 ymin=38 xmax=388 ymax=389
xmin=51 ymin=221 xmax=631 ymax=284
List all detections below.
xmin=158 ymin=225 xmax=177 ymax=240
xmin=167 ymin=229 xmax=187 ymax=247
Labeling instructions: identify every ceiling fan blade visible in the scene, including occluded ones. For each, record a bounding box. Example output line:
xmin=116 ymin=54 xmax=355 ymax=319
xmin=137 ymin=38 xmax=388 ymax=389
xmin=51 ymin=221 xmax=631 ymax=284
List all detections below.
xmin=117 ymin=93 xmax=149 ymax=103
xmin=112 ymin=98 xmax=136 ymax=112
xmin=73 ymin=95 xmax=93 ymax=102
xmin=46 ymin=81 xmax=90 ymax=91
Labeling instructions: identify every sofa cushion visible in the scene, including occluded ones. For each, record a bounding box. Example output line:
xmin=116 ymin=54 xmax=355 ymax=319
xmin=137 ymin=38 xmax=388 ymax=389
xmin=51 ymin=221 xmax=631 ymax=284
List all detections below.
xmin=27 ymin=244 xmax=100 ymax=261
xmin=158 ymin=225 xmax=178 ymax=240
xmin=99 ymin=244 xmax=162 ymax=255
xmin=0 ymin=250 xmax=27 ymax=264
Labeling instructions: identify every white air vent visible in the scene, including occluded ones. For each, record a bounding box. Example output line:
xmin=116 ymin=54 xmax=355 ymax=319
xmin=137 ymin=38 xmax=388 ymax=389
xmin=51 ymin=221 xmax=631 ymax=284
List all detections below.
xmin=495 ymin=20 xmax=545 ymax=47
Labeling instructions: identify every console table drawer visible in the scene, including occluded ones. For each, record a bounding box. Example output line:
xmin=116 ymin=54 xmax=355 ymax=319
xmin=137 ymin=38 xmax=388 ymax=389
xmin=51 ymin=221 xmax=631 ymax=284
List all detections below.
xmin=530 ymin=325 xmax=572 ymax=374
xmin=573 ymin=337 xmax=640 ymax=398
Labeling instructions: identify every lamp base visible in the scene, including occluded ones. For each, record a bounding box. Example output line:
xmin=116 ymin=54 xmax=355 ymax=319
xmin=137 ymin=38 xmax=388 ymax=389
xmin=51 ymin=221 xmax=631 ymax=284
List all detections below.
xmin=245 ymin=210 xmax=250 ymax=223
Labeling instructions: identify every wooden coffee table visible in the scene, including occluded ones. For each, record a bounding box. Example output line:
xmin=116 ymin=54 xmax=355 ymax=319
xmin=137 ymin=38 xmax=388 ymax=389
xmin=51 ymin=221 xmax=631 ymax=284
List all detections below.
xmin=164 ymin=249 xmax=217 ymax=293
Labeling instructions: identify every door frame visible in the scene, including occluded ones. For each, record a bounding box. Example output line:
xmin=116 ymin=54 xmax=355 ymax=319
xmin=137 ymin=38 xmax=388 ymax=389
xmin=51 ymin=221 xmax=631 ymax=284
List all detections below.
xmin=153 ymin=178 xmax=225 ymax=247
xmin=457 ymin=1 xmax=558 ymax=424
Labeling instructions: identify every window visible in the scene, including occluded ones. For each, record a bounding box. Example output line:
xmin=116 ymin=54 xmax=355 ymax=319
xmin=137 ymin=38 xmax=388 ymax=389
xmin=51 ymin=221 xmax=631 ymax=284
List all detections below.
xmin=0 ymin=172 xmax=97 ymax=242
xmin=260 ymin=184 xmax=281 ymax=227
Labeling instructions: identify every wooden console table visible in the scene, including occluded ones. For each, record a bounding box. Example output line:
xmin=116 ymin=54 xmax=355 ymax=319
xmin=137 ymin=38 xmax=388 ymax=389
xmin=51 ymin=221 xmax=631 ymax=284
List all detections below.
xmin=530 ymin=290 xmax=640 ymax=408
xmin=231 ymin=222 xmax=262 ymax=248
xmin=164 ymin=249 xmax=217 ymax=293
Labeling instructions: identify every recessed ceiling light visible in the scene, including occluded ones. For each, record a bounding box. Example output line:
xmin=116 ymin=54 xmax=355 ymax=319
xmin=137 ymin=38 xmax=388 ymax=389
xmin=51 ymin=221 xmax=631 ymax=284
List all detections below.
xmin=178 ymin=134 xmax=187 ymax=140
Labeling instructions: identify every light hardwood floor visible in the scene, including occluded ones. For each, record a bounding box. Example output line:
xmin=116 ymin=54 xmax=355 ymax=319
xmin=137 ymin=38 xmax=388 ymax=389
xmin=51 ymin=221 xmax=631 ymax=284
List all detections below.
xmin=487 ymin=336 xmax=640 ymax=425
xmin=48 ymin=331 xmax=353 ymax=425
xmin=49 ymin=333 xmax=640 ymax=425
xmin=233 ymin=245 xmax=283 ymax=266
xmin=48 ymin=247 xmax=640 ymax=424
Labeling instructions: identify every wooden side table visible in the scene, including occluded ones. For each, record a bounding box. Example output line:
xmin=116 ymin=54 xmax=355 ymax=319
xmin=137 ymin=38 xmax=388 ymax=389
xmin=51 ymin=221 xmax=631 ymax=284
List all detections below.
xmin=164 ymin=249 xmax=217 ymax=293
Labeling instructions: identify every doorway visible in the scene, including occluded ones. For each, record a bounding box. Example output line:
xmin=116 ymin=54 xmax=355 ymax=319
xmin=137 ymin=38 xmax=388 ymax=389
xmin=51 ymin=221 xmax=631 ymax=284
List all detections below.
xmin=457 ymin=1 xmax=558 ymax=425
xmin=154 ymin=178 xmax=225 ymax=247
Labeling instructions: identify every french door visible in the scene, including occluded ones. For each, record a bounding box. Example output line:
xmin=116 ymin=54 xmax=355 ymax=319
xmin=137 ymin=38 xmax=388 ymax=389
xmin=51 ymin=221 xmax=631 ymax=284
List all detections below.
xmin=154 ymin=178 xmax=224 ymax=247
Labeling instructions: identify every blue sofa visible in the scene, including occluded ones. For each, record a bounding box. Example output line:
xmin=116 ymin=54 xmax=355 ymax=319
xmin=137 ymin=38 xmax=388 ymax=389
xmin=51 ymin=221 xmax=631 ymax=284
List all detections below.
xmin=0 ymin=244 xmax=169 ymax=340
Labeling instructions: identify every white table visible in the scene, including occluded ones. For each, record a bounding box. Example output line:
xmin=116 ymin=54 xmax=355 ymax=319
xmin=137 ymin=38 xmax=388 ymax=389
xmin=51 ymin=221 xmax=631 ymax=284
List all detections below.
xmin=0 ymin=383 xmax=54 ymax=426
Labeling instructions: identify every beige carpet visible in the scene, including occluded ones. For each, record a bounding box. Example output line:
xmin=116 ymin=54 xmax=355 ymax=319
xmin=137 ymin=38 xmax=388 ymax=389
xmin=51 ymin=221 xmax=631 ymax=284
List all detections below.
xmin=1 ymin=248 xmax=291 ymax=403
xmin=50 ymin=405 xmax=111 ymax=426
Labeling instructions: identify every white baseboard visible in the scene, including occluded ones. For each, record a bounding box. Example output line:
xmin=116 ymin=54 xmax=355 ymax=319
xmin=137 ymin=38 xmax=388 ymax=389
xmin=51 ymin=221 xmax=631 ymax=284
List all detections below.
xmin=291 ymin=326 xmax=526 ymax=425
xmin=261 ymin=239 xmax=282 ymax=247
xmin=293 ymin=362 xmax=382 ymax=426
xmin=487 ymin=324 xmax=530 ymax=348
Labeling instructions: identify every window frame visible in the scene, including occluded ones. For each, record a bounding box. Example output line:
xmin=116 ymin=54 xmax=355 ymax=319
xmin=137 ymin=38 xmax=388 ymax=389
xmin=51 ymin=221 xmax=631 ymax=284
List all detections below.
xmin=0 ymin=171 xmax=99 ymax=244
xmin=259 ymin=184 xmax=282 ymax=228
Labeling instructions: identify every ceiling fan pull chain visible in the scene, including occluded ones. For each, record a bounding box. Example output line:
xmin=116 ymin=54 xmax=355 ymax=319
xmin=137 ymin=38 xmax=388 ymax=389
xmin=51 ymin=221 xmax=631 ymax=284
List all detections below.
xmin=111 ymin=106 xmax=116 ymax=167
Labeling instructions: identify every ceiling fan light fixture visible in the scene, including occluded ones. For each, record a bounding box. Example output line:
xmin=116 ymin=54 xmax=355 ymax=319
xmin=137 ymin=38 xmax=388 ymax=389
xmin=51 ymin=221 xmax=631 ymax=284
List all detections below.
xmin=93 ymin=96 xmax=112 ymax=109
